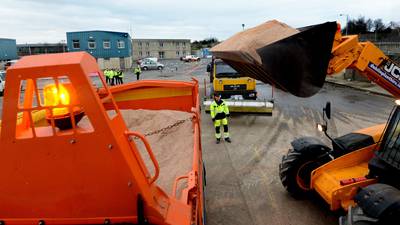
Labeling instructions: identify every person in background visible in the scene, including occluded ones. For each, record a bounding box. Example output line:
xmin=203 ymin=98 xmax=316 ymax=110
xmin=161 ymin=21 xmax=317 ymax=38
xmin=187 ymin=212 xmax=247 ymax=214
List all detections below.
xmin=210 ymin=93 xmax=231 ymax=144
xmin=110 ymin=69 xmax=116 ymax=86
xmin=104 ymin=68 xmax=110 ymax=85
xmin=117 ymin=69 xmax=124 ymax=85
xmin=134 ymin=64 xmax=142 ymax=81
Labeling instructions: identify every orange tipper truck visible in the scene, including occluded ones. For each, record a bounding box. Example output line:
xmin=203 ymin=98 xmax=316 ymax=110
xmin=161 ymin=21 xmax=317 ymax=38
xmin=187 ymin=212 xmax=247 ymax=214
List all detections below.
xmin=0 ymin=52 xmax=205 ymax=225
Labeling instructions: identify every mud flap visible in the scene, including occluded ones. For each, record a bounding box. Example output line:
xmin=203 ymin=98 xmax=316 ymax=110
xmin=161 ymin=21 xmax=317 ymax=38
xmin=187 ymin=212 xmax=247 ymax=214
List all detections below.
xmin=211 ymin=20 xmax=337 ymax=97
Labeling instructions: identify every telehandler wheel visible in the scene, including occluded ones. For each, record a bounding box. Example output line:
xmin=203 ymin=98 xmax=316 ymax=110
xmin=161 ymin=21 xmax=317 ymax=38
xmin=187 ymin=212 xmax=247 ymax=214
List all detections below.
xmin=339 ymin=206 xmax=377 ymax=225
xmin=279 ymin=148 xmax=331 ymax=196
xmin=354 ymin=183 xmax=400 ymax=224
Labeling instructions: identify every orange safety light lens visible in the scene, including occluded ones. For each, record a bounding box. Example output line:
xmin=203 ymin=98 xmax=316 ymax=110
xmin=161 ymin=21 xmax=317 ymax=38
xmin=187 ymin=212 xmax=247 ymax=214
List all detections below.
xmin=43 ymin=83 xmax=85 ymax=130
xmin=44 ymin=84 xmax=71 ymax=107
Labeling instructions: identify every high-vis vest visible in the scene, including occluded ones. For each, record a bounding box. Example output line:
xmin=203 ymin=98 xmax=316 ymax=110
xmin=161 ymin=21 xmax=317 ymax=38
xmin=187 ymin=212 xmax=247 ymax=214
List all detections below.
xmin=134 ymin=67 xmax=141 ymax=74
xmin=104 ymin=70 xmax=110 ymax=78
xmin=210 ymin=100 xmax=229 ymax=120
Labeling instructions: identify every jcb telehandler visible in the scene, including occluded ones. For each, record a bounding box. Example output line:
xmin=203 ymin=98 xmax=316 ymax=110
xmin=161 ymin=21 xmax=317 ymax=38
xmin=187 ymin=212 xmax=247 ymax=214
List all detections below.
xmin=213 ymin=20 xmax=400 ymax=225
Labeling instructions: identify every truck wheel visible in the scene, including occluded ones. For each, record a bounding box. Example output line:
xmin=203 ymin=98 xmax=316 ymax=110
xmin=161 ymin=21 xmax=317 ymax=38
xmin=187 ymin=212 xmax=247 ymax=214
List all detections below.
xmin=157 ymin=66 xmax=163 ymax=70
xmin=279 ymin=148 xmax=331 ymax=196
xmin=354 ymin=183 xmax=400 ymax=224
xmin=143 ymin=66 xmax=148 ymax=71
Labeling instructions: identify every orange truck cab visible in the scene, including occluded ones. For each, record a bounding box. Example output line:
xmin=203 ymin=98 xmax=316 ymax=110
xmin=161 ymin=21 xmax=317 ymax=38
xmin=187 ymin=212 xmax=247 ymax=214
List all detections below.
xmin=0 ymin=52 xmax=205 ymax=225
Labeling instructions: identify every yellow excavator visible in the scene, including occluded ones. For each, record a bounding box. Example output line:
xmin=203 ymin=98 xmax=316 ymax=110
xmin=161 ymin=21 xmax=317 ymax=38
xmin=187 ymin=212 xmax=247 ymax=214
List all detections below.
xmin=213 ymin=20 xmax=400 ymax=225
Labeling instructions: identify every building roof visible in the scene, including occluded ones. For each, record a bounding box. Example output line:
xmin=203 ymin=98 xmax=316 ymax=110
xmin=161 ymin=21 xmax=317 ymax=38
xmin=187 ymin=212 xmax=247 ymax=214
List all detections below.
xmin=0 ymin=38 xmax=16 ymax=41
xmin=17 ymin=43 xmax=66 ymax=47
xmin=67 ymin=30 xmax=130 ymax=36
xmin=133 ymin=38 xmax=191 ymax=42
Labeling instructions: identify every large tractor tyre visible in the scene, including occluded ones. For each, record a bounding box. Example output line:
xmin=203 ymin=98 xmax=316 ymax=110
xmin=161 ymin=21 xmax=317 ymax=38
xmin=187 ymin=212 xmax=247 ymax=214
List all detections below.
xmin=279 ymin=138 xmax=332 ymax=196
xmin=339 ymin=206 xmax=378 ymax=225
xmin=354 ymin=183 xmax=400 ymax=224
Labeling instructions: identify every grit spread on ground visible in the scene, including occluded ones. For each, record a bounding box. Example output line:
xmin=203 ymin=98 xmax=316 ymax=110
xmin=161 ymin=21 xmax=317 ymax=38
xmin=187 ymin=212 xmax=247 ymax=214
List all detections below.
xmin=0 ymin=59 xmax=394 ymax=225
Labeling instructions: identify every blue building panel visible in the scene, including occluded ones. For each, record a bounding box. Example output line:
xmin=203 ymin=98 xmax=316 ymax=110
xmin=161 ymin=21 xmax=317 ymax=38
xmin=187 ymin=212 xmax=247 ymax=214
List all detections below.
xmin=0 ymin=38 xmax=18 ymax=61
xmin=66 ymin=31 xmax=132 ymax=58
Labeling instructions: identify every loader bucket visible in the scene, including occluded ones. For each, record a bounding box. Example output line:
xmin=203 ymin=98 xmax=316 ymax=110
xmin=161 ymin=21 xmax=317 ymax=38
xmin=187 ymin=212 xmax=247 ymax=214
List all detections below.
xmin=211 ymin=20 xmax=337 ymax=97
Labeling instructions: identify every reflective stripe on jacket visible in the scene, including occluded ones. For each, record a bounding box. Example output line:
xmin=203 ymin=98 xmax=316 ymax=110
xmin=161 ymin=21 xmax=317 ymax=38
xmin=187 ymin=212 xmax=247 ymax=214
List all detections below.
xmin=210 ymin=99 xmax=229 ymax=120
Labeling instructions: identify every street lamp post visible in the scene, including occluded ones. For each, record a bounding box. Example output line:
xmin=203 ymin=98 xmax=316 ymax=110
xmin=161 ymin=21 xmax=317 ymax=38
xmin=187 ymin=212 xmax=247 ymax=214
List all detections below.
xmin=339 ymin=14 xmax=349 ymax=35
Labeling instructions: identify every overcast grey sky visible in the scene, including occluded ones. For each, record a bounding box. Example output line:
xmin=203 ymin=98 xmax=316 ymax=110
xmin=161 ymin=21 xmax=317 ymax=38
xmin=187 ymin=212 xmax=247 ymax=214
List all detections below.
xmin=1 ymin=0 xmax=399 ymax=44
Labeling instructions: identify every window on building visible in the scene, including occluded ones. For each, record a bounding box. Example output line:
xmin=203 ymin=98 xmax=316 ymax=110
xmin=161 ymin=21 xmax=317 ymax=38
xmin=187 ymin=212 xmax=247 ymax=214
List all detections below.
xmin=117 ymin=40 xmax=125 ymax=49
xmin=159 ymin=42 xmax=164 ymax=47
xmin=176 ymin=51 xmax=180 ymax=57
xmin=183 ymin=42 xmax=186 ymax=46
xmin=138 ymin=42 xmax=142 ymax=47
xmin=139 ymin=51 xmax=143 ymax=57
xmin=88 ymin=40 xmax=96 ymax=49
xmin=146 ymin=42 xmax=149 ymax=47
xmin=103 ymin=40 xmax=110 ymax=49
xmin=176 ymin=42 xmax=180 ymax=47
xmin=159 ymin=51 xmax=165 ymax=59
xmin=146 ymin=51 xmax=150 ymax=57
xmin=183 ymin=51 xmax=186 ymax=56
xmin=72 ymin=40 xmax=80 ymax=49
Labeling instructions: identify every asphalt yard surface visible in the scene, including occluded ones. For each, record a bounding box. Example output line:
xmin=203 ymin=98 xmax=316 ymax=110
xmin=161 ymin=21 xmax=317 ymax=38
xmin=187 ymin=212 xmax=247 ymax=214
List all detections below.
xmin=0 ymin=59 xmax=394 ymax=225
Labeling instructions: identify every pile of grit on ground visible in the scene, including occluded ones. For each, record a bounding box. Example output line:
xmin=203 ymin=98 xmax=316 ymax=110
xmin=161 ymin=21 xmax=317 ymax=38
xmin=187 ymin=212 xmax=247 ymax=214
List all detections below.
xmin=120 ymin=109 xmax=194 ymax=195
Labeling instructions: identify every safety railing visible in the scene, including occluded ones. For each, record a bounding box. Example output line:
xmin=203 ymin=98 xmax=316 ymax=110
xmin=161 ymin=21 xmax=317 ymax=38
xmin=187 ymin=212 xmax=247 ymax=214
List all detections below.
xmin=125 ymin=131 xmax=160 ymax=184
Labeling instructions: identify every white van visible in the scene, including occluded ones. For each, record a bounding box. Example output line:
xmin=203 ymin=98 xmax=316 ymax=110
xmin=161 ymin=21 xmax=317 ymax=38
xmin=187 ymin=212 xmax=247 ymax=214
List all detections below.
xmin=0 ymin=70 xmax=5 ymax=95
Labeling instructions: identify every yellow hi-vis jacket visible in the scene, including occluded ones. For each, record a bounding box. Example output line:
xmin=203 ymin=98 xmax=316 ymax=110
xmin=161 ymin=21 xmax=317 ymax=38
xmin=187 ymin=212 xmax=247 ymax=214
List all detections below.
xmin=210 ymin=99 xmax=229 ymax=120
xmin=134 ymin=66 xmax=141 ymax=74
xmin=104 ymin=70 xmax=110 ymax=78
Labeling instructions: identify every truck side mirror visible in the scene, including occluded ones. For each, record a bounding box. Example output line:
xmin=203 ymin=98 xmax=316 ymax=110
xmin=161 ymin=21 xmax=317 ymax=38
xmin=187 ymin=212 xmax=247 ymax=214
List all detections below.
xmin=206 ymin=63 xmax=211 ymax=72
xmin=324 ymin=102 xmax=331 ymax=119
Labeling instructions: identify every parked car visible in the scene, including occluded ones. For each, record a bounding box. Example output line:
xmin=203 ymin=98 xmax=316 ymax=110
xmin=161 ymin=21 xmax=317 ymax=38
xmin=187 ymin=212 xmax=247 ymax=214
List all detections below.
xmin=182 ymin=55 xmax=200 ymax=62
xmin=140 ymin=60 xmax=164 ymax=71
xmin=0 ymin=70 xmax=5 ymax=95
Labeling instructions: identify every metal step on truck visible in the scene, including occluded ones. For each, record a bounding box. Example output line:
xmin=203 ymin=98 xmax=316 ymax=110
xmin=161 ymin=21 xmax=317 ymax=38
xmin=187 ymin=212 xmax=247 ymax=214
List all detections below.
xmin=0 ymin=52 xmax=205 ymax=225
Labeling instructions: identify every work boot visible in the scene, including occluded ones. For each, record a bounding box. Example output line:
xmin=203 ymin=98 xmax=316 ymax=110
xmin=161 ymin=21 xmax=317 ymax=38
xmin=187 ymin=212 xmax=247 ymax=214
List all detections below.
xmin=225 ymin=137 xmax=231 ymax=143
xmin=216 ymin=138 xmax=221 ymax=144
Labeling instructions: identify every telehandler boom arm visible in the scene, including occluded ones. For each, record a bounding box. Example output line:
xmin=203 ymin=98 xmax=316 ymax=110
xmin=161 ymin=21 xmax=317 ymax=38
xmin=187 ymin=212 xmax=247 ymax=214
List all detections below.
xmin=328 ymin=24 xmax=400 ymax=98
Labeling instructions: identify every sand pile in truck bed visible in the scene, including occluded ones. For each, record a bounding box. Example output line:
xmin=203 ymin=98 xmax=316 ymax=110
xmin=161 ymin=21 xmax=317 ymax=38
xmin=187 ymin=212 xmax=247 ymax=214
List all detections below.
xmin=120 ymin=109 xmax=194 ymax=195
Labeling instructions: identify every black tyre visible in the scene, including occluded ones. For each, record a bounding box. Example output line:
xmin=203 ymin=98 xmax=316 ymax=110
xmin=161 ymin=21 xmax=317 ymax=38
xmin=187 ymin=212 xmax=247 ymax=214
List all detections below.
xmin=142 ymin=66 xmax=148 ymax=71
xmin=279 ymin=148 xmax=331 ymax=196
xmin=157 ymin=66 xmax=163 ymax=70
xmin=354 ymin=183 xmax=400 ymax=224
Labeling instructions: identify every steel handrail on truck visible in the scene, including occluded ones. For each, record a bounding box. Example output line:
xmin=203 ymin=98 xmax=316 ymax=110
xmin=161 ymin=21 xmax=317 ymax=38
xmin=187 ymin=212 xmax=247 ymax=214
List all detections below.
xmin=125 ymin=130 xmax=160 ymax=184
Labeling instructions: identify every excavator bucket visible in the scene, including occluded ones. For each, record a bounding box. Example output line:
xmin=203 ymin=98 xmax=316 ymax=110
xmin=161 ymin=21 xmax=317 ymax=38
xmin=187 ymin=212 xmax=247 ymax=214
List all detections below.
xmin=211 ymin=20 xmax=337 ymax=97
